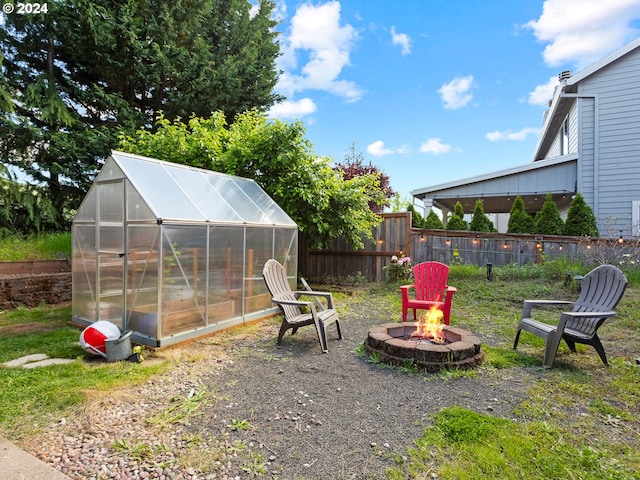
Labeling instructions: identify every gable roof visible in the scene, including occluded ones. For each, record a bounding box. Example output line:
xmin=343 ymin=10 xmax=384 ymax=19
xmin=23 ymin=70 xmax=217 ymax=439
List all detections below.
xmin=75 ymin=151 xmax=297 ymax=226
xmin=533 ymin=37 xmax=640 ymax=161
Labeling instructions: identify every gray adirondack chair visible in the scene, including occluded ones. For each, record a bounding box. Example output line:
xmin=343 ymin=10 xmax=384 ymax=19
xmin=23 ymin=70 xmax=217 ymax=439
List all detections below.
xmin=513 ymin=264 xmax=627 ymax=368
xmin=262 ymin=259 xmax=342 ymax=353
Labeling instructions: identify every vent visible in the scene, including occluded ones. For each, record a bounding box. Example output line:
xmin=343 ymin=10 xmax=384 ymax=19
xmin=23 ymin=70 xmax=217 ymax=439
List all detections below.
xmin=558 ymin=70 xmax=573 ymax=82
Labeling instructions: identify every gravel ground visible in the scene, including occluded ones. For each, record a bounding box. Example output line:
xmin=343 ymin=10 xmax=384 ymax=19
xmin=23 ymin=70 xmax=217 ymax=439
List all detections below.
xmin=21 ymin=291 xmax=538 ymax=480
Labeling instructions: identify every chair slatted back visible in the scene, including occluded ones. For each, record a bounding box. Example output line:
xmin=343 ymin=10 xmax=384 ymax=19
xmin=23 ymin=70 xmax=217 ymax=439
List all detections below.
xmin=263 ymin=259 xmax=301 ymax=319
xmin=413 ymin=261 xmax=449 ymax=302
xmin=569 ymin=265 xmax=628 ymax=336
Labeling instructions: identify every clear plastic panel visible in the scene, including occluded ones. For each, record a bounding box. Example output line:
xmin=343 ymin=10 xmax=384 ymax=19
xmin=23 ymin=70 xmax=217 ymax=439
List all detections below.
xmin=244 ymin=227 xmax=276 ymax=313
xmin=99 ymin=156 xmax=126 ymax=181
xmin=72 ymin=225 xmax=97 ymax=321
xmin=207 ymin=175 xmax=266 ymax=224
xmin=98 ymin=252 xmax=124 ymax=328
xmin=166 ymin=168 xmax=244 ymax=223
xmin=119 ymin=157 xmax=205 ymax=221
xmin=161 ymin=226 xmax=207 ymax=336
xmin=234 ymin=178 xmax=297 ymax=226
xmin=127 ymin=181 xmax=156 ymax=222
xmin=208 ymin=226 xmax=244 ymax=323
xmin=125 ymin=225 xmax=160 ymax=337
xmin=275 ymin=228 xmax=298 ymax=278
xmin=99 ymin=181 xmax=123 ymax=223
xmin=74 ymin=183 xmax=97 ymax=222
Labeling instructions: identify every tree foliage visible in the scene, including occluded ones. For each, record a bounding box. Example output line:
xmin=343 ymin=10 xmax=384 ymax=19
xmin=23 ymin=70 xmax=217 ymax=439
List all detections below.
xmin=507 ymin=195 xmax=534 ymax=234
xmin=0 ymin=0 xmax=281 ymax=230
xmin=563 ymin=193 xmax=599 ymax=237
xmin=407 ymin=205 xmax=427 ymax=228
xmin=469 ymin=200 xmax=494 ymax=232
xmin=535 ymin=193 xmax=564 ymax=235
xmin=424 ymin=210 xmax=444 ymax=229
xmin=333 ymin=143 xmax=395 ymax=213
xmin=446 ymin=201 xmax=468 ymax=231
xmin=119 ymin=111 xmax=384 ymax=249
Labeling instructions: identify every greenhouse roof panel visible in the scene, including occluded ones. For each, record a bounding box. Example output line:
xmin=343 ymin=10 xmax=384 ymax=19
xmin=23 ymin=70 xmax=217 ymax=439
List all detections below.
xmin=109 ymin=151 xmax=296 ymax=226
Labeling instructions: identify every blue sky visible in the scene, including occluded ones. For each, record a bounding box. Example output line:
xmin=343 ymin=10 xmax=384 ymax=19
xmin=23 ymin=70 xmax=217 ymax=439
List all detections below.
xmin=267 ymin=0 xmax=640 ymax=204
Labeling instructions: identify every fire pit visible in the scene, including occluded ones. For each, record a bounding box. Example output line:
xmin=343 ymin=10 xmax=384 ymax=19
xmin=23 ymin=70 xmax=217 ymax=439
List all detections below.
xmin=364 ymin=322 xmax=483 ymax=373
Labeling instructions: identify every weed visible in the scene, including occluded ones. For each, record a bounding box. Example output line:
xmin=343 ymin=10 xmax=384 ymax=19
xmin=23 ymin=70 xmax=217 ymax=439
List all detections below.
xmin=227 ymin=418 xmax=251 ymax=431
xmin=240 ymin=453 xmax=268 ymax=477
xmin=147 ymin=389 xmax=207 ymax=429
xmin=112 ymin=438 xmax=154 ymax=461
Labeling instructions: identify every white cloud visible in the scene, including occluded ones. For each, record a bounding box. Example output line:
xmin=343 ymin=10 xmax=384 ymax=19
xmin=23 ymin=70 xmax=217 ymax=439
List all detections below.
xmin=267 ymin=98 xmax=317 ymax=119
xmin=366 ymin=140 xmax=408 ymax=157
xmin=390 ymin=26 xmax=411 ymax=55
xmin=419 ymin=138 xmax=452 ymax=155
xmin=438 ymin=75 xmax=474 ymax=109
xmin=486 ymin=127 xmax=541 ymax=141
xmin=276 ymin=1 xmax=362 ymax=102
xmin=525 ymin=0 xmax=640 ymax=68
xmin=528 ymin=76 xmax=559 ymax=106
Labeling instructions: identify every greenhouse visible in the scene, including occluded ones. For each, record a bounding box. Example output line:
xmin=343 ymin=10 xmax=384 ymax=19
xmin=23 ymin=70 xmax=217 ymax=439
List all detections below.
xmin=72 ymin=151 xmax=298 ymax=347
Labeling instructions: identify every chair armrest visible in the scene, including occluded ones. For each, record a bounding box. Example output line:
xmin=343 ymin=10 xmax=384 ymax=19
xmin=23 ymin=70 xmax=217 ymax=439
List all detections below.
xmin=293 ymin=290 xmax=335 ymax=309
xmin=521 ymin=300 xmax=574 ymax=319
xmin=561 ymin=310 xmax=616 ymax=319
xmin=272 ymin=294 xmax=314 ymax=309
xmin=399 ymin=284 xmax=414 ymax=291
xmin=445 ymin=286 xmax=457 ymax=294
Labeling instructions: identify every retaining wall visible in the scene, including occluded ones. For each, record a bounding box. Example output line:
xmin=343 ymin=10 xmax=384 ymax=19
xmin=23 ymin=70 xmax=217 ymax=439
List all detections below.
xmin=0 ymin=261 xmax=71 ymax=308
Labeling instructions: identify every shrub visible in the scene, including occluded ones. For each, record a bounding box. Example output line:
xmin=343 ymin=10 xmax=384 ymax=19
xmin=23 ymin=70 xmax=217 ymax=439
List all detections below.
xmin=383 ymin=255 xmax=413 ymax=281
xmin=564 ymin=193 xmax=599 ymax=237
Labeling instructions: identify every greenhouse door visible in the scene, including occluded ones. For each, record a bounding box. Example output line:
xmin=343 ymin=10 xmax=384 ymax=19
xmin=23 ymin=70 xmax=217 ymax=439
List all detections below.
xmin=96 ymin=179 xmax=125 ymax=328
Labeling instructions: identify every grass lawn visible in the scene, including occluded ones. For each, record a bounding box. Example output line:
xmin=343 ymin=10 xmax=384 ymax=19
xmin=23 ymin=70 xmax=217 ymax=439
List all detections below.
xmin=0 ymin=262 xmax=639 ymax=478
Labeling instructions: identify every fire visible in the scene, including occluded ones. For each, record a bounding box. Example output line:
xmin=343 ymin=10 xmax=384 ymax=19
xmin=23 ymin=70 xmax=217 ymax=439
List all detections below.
xmin=413 ymin=305 xmax=445 ymax=343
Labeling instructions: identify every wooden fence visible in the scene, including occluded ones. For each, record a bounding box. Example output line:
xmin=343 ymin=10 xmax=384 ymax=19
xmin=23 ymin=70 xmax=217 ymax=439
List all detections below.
xmin=299 ymin=213 xmax=637 ymax=282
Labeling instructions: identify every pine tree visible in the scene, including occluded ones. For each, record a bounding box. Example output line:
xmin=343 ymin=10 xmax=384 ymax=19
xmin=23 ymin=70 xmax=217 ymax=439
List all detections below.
xmin=0 ymin=0 xmax=281 ymax=230
xmin=534 ymin=193 xmax=564 ymax=235
xmin=469 ymin=199 xmax=494 ymax=232
xmin=407 ymin=205 xmax=427 ymax=228
xmin=563 ymin=193 xmax=599 ymax=237
xmin=507 ymin=195 xmax=534 ymax=233
xmin=446 ymin=201 xmax=468 ymax=231
xmin=424 ymin=210 xmax=444 ymax=229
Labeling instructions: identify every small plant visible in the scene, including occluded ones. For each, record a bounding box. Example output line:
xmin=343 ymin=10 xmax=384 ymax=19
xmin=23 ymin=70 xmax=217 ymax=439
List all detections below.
xmin=227 ymin=418 xmax=251 ymax=431
xmin=147 ymin=389 xmax=207 ymax=429
xmin=383 ymin=254 xmax=412 ymax=281
xmin=240 ymin=454 xmax=268 ymax=477
xmin=112 ymin=438 xmax=154 ymax=461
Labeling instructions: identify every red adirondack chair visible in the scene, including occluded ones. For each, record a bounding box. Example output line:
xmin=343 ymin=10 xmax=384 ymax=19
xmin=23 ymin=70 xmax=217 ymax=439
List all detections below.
xmin=400 ymin=261 xmax=456 ymax=324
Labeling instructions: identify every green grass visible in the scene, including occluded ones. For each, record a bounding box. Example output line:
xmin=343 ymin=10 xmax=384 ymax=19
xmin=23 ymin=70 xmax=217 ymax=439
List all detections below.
xmin=0 ymin=305 xmax=167 ymax=438
xmin=387 ymin=406 xmax=639 ymax=479
xmin=0 ymin=231 xmax=71 ymax=261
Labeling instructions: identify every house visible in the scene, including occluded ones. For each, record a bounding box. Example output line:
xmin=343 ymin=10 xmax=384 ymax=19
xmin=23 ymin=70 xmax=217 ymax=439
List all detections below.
xmin=411 ymin=37 xmax=640 ymax=238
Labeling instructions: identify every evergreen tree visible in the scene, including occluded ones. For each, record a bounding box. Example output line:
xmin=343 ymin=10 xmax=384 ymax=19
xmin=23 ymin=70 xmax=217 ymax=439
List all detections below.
xmin=563 ymin=193 xmax=599 ymax=237
xmin=424 ymin=210 xmax=444 ymax=229
xmin=469 ymin=199 xmax=494 ymax=232
xmin=0 ymin=0 xmax=281 ymax=229
xmin=407 ymin=205 xmax=427 ymax=228
xmin=535 ymin=193 xmax=564 ymax=235
xmin=446 ymin=201 xmax=468 ymax=231
xmin=507 ymin=195 xmax=534 ymax=233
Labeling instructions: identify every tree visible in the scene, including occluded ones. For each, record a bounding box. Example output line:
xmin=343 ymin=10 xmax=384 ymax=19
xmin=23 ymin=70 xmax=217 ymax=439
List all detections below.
xmin=424 ymin=210 xmax=444 ymax=229
xmin=333 ymin=143 xmax=395 ymax=212
xmin=119 ymin=111 xmax=384 ymax=249
xmin=564 ymin=193 xmax=599 ymax=237
xmin=507 ymin=195 xmax=534 ymax=234
xmin=0 ymin=0 xmax=281 ymax=229
xmin=446 ymin=201 xmax=468 ymax=231
xmin=407 ymin=205 xmax=427 ymax=228
xmin=469 ymin=199 xmax=494 ymax=232
xmin=535 ymin=193 xmax=564 ymax=235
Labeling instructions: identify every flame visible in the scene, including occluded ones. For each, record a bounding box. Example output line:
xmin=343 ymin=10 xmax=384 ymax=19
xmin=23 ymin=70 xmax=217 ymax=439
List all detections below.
xmin=413 ymin=305 xmax=445 ymax=343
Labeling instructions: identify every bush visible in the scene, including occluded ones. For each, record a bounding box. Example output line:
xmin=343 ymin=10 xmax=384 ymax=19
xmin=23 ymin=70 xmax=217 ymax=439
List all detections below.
xmin=383 ymin=255 xmax=413 ymax=281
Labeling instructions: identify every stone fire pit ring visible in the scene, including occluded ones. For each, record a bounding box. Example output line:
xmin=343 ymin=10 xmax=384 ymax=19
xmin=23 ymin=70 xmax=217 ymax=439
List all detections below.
xmin=364 ymin=322 xmax=484 ymax=373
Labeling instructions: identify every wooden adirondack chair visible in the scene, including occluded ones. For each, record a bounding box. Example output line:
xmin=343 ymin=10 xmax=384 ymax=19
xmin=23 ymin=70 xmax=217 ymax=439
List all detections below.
xmin=400 ymin=261 xmax=456 ymax=324
xmin=513 ymin=264 xmax=628 ymax=368
xmin=262 ymin=259 xmax=342 ymax=353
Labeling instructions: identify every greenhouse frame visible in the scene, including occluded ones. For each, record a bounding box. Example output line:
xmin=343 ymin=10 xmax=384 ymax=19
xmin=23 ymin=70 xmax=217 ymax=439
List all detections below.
xmin=72 ymin=151 xmax=298 ymax=347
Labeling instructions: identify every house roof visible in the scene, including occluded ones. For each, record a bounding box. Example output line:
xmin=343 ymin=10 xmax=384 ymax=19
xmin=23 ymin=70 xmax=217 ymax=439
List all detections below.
xmin=410 ymin=155 xmax=577 ymax=214
xmin=76 ymin=151 xmax=297 ymax=226
xmin=533 ymin=37 xmax=640 ymax=161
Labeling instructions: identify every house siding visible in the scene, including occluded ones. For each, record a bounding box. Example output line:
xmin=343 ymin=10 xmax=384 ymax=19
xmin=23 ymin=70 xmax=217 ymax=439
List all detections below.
xmin=578 ymin=48 xmax=640 ymax=235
